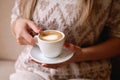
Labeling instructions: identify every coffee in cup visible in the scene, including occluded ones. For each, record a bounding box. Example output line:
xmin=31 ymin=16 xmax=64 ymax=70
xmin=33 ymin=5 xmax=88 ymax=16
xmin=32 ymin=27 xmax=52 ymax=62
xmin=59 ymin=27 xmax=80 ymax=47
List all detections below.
xmin=39 ymin=31 xmax=63 ymax=42
xmin=35 ymin=30 xmax=65 ymax=58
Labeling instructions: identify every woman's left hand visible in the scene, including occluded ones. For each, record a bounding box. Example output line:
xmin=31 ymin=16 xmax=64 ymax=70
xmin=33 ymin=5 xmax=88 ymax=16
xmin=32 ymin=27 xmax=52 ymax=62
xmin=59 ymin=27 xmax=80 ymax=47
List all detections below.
xmin=30 ymin=43 xmax=83 ymax=69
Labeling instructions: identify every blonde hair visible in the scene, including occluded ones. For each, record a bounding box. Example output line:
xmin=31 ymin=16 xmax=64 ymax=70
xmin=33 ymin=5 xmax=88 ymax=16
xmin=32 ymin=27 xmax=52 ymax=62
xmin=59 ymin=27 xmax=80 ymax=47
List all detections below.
xmin=19 ymin=0 xmax=93 ymax=24
xmin=20 ymin=0 xmax=37 ymax=19
xmin=80 ymin=0 xmax=93 ymax=25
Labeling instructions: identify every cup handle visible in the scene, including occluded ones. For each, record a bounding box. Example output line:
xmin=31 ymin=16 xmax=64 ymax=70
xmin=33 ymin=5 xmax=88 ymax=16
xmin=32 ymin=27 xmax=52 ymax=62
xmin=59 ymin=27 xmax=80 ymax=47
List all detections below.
xmin=34 ymin=35 xmax=39 ymax=46
xmin=34 ymin=35 xmax=41 ymax=52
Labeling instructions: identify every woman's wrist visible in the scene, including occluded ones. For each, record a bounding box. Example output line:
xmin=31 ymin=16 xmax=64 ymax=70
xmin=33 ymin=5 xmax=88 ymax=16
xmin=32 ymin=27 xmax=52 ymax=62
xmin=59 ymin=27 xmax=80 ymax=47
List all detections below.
xmin=71 ymin=48 xmax=85 ymax=62
xmin=73 ymin=47 xmax=92 ymax=62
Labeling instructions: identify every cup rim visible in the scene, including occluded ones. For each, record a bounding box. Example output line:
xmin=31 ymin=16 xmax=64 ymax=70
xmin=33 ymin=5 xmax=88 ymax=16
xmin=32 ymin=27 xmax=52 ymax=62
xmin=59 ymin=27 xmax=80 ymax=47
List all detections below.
xmin=38 ymin=30 xmax=65 ymax=43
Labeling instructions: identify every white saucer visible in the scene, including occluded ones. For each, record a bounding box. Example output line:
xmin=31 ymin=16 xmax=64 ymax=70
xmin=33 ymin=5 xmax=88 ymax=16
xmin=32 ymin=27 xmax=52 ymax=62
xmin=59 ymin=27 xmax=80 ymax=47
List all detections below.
xmin=30 ymin=46 xmax=74 ymax=64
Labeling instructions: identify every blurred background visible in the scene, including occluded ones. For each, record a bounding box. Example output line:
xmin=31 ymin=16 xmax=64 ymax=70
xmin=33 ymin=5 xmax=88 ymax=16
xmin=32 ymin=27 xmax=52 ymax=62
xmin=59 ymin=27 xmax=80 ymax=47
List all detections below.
xmin=0 ymin=0 xmax=23 ymax=61
xmin=0 ymin=0 xmax=23 ymax=80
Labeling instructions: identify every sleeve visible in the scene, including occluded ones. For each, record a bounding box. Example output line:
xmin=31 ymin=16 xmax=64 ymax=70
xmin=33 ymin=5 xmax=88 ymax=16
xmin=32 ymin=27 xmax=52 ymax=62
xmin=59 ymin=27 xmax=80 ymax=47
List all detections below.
xmin=106 ymin=0 xmax=120 ymax=38
xmin=11 ymin=0 xmax=37 ymax=24
xmin=11 ymin=0 xmax=22 ymax=24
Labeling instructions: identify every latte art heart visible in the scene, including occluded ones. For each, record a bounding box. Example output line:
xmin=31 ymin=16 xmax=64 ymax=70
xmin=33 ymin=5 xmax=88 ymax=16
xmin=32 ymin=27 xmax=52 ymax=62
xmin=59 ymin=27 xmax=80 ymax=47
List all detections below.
xmin=39 ymin=30 xmax=63 ymax=42
xmin=42 ymin=35 xmax=59 ymax=41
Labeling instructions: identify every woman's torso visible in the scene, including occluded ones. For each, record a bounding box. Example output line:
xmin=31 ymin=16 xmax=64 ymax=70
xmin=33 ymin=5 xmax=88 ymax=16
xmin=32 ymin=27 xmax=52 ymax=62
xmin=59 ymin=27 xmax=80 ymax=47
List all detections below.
xmin=32 ymin=0 xmax=112 ymax=46
xmin=15 ymin=0 xmax=112 ymax=80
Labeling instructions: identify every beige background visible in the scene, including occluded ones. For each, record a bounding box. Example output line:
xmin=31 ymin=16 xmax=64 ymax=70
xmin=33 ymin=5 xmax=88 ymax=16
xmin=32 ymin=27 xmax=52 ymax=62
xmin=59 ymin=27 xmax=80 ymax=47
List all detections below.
xmin=0 ymin=0 xmax=23 ymax=60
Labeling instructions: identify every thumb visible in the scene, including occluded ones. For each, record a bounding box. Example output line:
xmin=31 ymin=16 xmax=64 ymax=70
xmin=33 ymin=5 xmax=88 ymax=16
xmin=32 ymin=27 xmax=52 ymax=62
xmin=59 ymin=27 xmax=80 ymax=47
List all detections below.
xmin=64 ymin=42 xmax=75 ymax=51
xmin=27 ymin=20 xmax=41 ymax=33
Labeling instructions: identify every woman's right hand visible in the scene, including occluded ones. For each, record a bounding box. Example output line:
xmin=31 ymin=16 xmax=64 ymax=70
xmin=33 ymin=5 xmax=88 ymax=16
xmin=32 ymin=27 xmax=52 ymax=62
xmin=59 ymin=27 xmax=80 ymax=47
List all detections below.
xmin=11 ymin=18 xmax=41 ymax=46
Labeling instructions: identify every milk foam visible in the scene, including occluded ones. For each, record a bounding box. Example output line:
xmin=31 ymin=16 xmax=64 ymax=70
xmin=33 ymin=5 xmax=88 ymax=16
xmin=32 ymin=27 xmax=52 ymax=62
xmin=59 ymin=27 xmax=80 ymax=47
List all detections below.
xmin=42 ymin=35 xmax=58 ymax=41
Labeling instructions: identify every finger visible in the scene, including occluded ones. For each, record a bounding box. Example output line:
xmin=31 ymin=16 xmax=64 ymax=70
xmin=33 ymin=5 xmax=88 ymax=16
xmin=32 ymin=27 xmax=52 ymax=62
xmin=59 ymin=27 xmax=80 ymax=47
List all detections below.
xmin=27 ymin=20 xmax=41 ymax=33
xmin=64 ymin=42 xmax=81 ymax=51
xmin=33 ymin=37 xmax=38 ymax=43
xmin=22 ymin=30 xmax=36 ymax=46
xmin=30 ymin=58 xmax=42 ymax=65
xmin=41 ymin=64 xmax=58 ymax=69
xmin=17 ymin=38 xmax=30 ymax=45
xmin=16 ymin=35 xmax=30 ymax=45
xmin=27 ymin=28 xmax=38 ymax=37
xmin=64 ymin=43 xmax=75 ymax=51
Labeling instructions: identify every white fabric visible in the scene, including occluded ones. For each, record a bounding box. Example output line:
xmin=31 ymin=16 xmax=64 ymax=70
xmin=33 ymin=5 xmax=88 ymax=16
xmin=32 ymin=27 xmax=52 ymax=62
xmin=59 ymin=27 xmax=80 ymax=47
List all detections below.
xmin=10 ymin=71 xmax=44 ymax=80
xmin=10 ymin=71 xmax=92 ymax=80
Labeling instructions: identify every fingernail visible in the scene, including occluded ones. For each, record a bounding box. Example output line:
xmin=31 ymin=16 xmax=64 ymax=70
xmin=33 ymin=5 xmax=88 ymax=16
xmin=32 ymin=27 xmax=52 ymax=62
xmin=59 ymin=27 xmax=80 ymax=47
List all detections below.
xmin=37 ymin=29 xmax=41 ymax=33
xmin=64 ymin=43 xmax=70 ymax=47
xmin=29 ymin=58 xmax=33 ymax=61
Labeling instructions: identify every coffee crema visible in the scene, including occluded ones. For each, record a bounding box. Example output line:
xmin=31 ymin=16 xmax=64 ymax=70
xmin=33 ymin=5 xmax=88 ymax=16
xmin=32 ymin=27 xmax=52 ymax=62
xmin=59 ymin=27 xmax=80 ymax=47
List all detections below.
xmin=39 ymin=31 xmax=63 ymax=42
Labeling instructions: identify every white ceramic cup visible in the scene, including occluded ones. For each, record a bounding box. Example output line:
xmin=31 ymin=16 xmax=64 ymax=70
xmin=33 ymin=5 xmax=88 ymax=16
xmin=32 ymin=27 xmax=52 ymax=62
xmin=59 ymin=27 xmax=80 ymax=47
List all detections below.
xmin=35 ymin=30 xmax=65 ymax=58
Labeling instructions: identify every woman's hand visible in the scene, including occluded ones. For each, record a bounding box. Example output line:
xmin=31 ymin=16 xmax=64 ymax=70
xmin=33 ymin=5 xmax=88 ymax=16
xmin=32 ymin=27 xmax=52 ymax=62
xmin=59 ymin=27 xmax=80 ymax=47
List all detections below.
xmin=30 ymin=43 xmax=83 ymax=69
xmin=11 ymin=18 xmax=41 ymax=46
